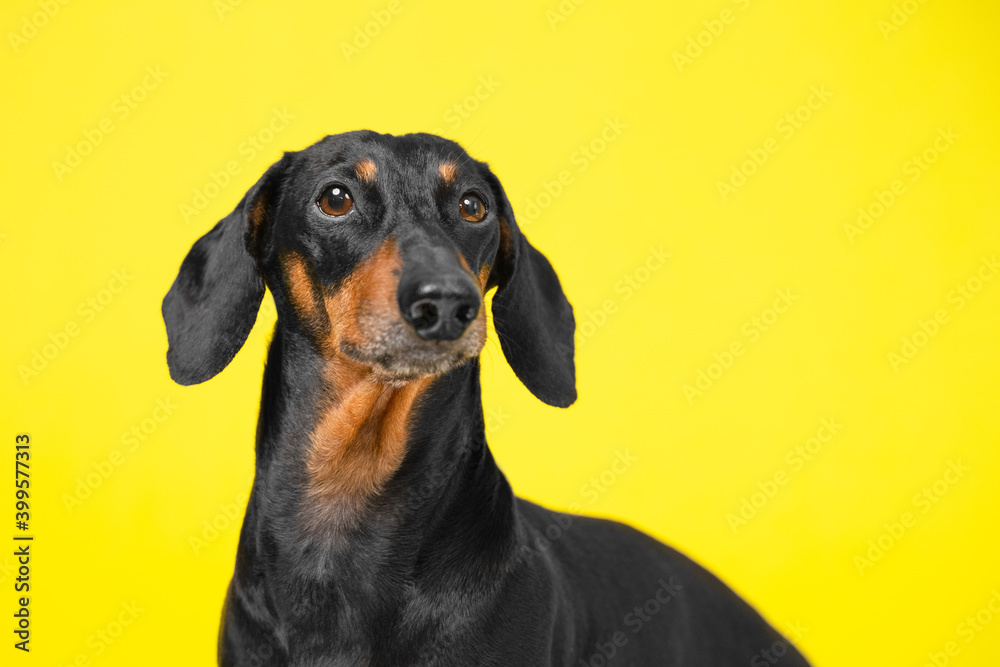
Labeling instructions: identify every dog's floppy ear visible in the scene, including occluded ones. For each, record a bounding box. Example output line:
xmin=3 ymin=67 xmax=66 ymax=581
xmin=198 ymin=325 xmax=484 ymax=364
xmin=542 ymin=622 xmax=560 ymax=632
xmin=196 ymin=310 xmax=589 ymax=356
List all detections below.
xmin=487 ymin=174 xmax=576 ymax=408
xmin=162 ymin=160 xmax=284 ymax=385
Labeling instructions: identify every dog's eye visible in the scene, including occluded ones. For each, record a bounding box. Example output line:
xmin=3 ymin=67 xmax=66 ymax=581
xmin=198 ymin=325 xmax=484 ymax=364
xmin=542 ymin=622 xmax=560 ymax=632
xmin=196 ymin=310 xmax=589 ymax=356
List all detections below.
xmin=459 ymin=193 xmax=487 ymax=223
xmin=317 ymin=184 xmax=354 ymax=217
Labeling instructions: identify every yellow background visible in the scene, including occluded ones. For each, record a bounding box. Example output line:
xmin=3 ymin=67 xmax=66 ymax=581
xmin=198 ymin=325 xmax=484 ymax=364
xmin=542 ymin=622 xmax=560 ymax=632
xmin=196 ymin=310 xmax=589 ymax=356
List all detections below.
xmin=2 ymin=0 xmax=999 ymax=664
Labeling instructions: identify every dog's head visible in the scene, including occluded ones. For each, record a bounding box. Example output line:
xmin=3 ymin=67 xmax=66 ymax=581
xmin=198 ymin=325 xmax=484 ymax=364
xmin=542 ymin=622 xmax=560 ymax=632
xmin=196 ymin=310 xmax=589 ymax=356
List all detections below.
xmin=163 ymin=131 xmax=576 ymax=407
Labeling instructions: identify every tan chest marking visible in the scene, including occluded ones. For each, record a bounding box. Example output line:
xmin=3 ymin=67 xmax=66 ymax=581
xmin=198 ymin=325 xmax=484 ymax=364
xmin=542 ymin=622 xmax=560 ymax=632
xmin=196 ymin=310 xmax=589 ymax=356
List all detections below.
xmin=307 ymin=365 xmax=430 ymax=512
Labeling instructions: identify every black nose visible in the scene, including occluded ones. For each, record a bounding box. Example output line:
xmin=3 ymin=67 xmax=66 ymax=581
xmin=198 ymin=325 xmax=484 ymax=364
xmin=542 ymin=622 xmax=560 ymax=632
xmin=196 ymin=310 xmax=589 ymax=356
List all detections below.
xmin=399 ymin=277 xmax=481 ymax=341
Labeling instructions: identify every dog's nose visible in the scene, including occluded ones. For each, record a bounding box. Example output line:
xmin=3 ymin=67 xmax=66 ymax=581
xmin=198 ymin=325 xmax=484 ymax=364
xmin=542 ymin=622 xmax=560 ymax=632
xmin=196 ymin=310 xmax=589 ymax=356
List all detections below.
xmin=399 ymin=277 xmax=481 ymax=341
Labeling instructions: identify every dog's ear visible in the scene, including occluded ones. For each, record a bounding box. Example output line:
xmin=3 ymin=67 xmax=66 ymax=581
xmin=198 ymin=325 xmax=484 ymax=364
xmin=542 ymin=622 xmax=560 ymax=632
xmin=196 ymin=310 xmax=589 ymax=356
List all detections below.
xmin=486 ymin=174 xmax=576 ymax=408
xmin=162 ymin=159 xmax=285 ymax=385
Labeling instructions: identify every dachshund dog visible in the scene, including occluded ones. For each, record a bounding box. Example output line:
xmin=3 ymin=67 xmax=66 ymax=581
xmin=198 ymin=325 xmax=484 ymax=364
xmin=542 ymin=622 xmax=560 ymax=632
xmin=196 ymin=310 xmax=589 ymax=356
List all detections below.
xmin=163 ymin=131 xmax=810 ymax=666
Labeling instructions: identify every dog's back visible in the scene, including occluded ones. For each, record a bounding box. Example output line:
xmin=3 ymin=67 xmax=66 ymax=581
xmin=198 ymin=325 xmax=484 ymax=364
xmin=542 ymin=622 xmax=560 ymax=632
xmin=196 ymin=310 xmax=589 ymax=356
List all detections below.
xmin=506 ymin=500 xmax=810 ymax=666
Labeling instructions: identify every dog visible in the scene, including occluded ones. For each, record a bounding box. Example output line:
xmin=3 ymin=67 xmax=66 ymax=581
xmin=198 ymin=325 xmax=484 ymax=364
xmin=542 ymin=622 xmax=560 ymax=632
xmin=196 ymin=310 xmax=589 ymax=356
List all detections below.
xmin=163 ymin=130 xmax=811 ymax=666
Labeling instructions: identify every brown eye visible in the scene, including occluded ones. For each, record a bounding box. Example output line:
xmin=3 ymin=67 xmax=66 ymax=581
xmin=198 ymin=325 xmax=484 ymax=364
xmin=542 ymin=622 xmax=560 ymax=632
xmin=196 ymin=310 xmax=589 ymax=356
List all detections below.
xmin=459 ymin=192 xmax=487 ymax=223
xmin=317 ymin=184 xmax=354 ymax=217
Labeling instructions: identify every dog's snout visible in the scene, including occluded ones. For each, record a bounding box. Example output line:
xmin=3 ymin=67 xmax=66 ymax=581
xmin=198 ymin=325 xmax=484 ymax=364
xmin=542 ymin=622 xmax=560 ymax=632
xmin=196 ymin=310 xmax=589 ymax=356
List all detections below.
xmin=400 ymin=277 xmax=481 ymax=341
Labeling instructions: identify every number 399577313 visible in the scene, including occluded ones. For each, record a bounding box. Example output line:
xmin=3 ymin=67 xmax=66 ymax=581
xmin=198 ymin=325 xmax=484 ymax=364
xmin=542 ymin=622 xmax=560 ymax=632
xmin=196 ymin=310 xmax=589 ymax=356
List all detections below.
xmin=15 ymin=434 xmax=30 ymax=530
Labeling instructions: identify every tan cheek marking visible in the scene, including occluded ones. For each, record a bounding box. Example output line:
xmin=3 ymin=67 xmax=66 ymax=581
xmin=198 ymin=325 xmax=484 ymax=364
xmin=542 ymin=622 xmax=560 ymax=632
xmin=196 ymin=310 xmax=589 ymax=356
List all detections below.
xmin=248 ymin=195 xmax=268 ymax=256
xmin=355 ymin=159 xmax=377 ymax=184
xmin=452 ymin=249 xmax=492 ymax=294
xmin=438 ymin=161 xmax=457 ymax=185
xmin=281 ymin=251 xmax=333 ymax=351
xmin=321 ymin=239 xmax=403 ymax=354
xmin=304 ymin=238 xmax=422 ymax=518
xmin=320 ymin=272 xmax=362 ymax=354
xmin=357 ymin=240 xmax=404 ymax=321
xmin=281 ymin=252 xmax=314 ymax=316
xmin=498 ymin=216 xmax=513 ymax=257
xmin=450 ymin=256 xmax=488 ymax=351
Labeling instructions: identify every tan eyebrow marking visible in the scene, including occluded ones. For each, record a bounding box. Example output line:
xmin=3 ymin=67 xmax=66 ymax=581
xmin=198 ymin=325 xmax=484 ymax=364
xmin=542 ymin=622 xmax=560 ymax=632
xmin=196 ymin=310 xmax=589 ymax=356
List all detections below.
xmin=438 ymin=161 xmax=457 ymax=185
xmin=355 ymin=159 xmax=377 ymax=184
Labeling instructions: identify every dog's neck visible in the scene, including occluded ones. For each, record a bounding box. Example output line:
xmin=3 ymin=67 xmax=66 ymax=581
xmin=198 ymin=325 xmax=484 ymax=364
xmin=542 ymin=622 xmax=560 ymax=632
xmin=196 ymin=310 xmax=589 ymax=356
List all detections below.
xmin=248 ymin=324 xmax=519 ymax=587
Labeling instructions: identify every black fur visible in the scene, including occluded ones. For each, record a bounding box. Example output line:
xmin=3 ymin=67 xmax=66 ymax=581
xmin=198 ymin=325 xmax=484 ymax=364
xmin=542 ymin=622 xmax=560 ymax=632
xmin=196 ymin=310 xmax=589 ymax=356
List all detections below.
xmin=488 ymin=174 xmax=576 ymax=408
xmin=163 ymin=131 xmax=811 ymax=666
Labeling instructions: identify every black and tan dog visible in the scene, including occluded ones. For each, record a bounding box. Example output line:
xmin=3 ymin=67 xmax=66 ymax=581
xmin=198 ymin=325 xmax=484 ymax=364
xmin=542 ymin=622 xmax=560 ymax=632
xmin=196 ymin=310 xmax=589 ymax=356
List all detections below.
xmin=163 ymin=131 xmax=810 ymax=666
